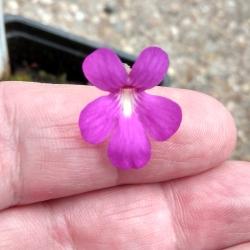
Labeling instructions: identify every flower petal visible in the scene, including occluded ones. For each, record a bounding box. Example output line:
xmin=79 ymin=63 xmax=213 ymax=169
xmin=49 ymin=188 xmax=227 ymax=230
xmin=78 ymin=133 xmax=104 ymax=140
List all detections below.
xmin=128 ymin=47 xmax=169 ymax=91
xmin=108 ymin=114 xmax=151 ymax=169
xmin=79 ymin=94 xmax=119 ymax=144
xmin=136 ymin=92 xmax=182 ymax=141
xmin=82 ymin=48 xmax=127 ymax=92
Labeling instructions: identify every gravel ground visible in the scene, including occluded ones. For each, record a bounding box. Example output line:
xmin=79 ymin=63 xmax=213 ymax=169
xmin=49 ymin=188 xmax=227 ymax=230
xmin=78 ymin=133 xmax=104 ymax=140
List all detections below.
xmin=3 ymin=0 xmax=250 ymax=161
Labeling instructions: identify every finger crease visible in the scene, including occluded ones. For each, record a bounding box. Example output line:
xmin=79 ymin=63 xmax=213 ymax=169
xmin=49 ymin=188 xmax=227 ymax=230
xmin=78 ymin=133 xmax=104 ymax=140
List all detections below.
xmin=159 ymin=182 xmax=187 ymax=249
xmin=45 ymin=201 xmax=77 ymax=250
xmin=0 ymin=83 xmax=23 ymax=208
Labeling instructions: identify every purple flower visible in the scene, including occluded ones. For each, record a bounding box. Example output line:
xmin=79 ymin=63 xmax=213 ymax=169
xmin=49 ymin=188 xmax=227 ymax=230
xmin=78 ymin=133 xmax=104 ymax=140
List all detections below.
xmin=79 ymin=46 xmax=182 ymax=170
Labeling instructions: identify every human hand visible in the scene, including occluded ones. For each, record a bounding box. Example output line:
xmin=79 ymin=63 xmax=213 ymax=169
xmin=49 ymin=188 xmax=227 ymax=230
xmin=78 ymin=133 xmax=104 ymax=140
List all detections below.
xmin=0 ymin=81 xmax=249 ymax=250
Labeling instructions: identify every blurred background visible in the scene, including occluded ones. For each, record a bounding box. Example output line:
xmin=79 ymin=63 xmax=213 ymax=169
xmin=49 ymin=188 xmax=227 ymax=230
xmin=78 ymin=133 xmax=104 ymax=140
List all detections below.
xmin=3 ymin=0 xmax=250 ymax=161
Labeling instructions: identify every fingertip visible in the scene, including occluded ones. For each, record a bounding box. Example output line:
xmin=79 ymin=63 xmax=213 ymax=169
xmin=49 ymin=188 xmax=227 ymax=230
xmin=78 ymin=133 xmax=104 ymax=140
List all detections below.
xmin=152 ymin=87 xmax=237 ymax=160
xmin=127 ymin=87 xmax=238 ymax=182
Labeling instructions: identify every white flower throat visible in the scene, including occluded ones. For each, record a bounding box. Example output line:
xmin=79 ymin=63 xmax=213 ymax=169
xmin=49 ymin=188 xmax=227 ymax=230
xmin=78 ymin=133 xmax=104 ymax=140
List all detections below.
xmin=119 ymin=64 xmax=135 ymax=117
xmin=120 ymin=88 xmax=135 ymax=117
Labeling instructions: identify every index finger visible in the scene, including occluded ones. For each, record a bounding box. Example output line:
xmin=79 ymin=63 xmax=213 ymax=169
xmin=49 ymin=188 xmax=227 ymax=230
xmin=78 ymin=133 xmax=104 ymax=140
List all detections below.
xmin=0 ymin=81 xmax=236 ymax=209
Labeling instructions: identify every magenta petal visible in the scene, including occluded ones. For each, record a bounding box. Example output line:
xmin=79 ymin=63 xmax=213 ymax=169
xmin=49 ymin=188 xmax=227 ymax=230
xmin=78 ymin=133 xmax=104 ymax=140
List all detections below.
xmin=82 ymin=48 xmax=127 ymax=92
xmin=79 ymin=94 xmax=119 ymax=144
xmin=129 ymin=47 xmax=169 ymax=91
xmin=136 ymin=92 xmax=182 ymax=141
xmin=108 ymin=114 xmax=151 ymax=169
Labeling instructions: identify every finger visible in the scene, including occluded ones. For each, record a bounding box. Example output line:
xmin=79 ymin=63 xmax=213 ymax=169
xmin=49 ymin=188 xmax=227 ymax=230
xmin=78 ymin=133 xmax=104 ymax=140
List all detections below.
xmin=0 ymin=161 xmax=249 ymax=250
xmin=0 ymin=81 xmax=236 ymax=209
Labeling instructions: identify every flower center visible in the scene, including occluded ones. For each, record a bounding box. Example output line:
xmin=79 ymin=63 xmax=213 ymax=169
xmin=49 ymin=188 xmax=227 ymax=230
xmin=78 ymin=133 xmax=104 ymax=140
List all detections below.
xmin=119 ymin=88 xmax=135 ymax=117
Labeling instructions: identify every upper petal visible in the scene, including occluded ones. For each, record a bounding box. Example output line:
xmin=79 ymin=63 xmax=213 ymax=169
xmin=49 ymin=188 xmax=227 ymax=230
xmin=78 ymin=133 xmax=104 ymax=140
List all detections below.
xmin=79 ymin=94 xmax=119 ymax=144
xmin=108 ymin=114 xmax=151 ymax=169
xmin=82 ymin=48 xmax=127 ymax=92
xmin=136 ymin=92 xmax=182 ymax=141
xmin=128 ymin=47 xmax=169 ymax=91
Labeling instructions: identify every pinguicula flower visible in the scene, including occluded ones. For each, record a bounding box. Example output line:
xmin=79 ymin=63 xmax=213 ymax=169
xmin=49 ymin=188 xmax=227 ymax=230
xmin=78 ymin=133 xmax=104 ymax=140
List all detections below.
xmin=79 ymin=46 xmax=182 ymax=170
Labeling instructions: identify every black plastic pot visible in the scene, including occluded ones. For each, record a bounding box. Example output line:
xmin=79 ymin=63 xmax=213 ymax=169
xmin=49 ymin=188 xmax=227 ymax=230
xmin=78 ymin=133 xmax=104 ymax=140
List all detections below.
xmin=4 ymin=14 xmax=169 ymax=86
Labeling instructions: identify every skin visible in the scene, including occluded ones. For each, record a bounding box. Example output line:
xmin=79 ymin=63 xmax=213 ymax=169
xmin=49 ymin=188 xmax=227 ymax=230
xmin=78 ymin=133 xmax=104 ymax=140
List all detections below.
xmin=0 ymin=81 xmax=249 ymax=250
